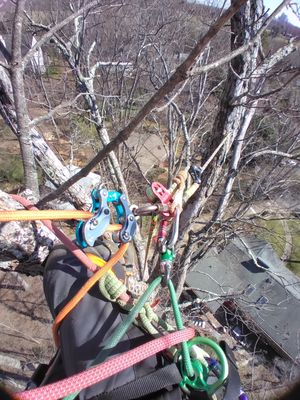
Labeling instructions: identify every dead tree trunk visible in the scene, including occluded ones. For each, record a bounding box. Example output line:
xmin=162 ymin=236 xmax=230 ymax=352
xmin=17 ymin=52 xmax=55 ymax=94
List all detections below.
xmin=175 ymin=0 xmax=298 ymax=298
xmin=0 ymin=65 xmax=94 ymax=208
xmin=11 ymin=0 xmax=39 ymax=198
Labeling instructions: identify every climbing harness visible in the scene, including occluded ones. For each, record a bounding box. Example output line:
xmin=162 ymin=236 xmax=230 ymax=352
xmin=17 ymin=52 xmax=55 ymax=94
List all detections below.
xmin=0 ymin=168 xmax=246 ymax=400
xmin=52 ymin=242 xmax=129 ymax=347
xmin=16 ymin=328 xmax=195 ymax=400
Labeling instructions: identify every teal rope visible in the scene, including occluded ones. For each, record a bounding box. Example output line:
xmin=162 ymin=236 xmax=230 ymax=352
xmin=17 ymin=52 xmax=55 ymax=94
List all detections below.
xmin=63 ymin=276 xmax=162 ymax=400
xmin=168 ymin=279 xmax=194 ymax=377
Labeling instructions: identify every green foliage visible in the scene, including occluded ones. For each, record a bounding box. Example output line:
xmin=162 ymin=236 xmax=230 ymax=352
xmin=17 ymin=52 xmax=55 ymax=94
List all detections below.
xmin=0 ymin=152 xmax=44 ymax=191
xmin=0 ymin=154 xmax=24 ymax=188
xmin=257 ymin=218 xmax=300 ymax=277
xmin=146 ymin=165 xmax=167 ymax=184
xmin=286 ymin=221 xmax=300 ymax=277
xmin=72 ymin=116 xmax=98 ymax=142
xmin=252 ymin=116 xmax=276 ymax=141
xmin=257 ymin=219 xmax=285 ymax=258
xmin=46 ymin=63 xmax=62 ymax=78
xmin=0 ymin=122 xmax=13 ymax=139
xmin=261 ymin=30 xmax=270 ymax=50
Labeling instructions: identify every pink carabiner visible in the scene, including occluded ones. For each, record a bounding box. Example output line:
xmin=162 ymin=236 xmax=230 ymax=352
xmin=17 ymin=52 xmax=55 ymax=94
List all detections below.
xmin=150 ymin=182 xmax=175 ymax=218
xmin=151 ymin=182 xmax=172 ymax=205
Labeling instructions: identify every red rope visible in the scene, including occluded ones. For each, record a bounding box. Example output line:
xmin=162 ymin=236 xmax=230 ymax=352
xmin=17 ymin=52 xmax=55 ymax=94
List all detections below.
xmin=11 ymin=194 xmax=98 ymax=272
xmin=15 ymin=327 xmax=195 ymax=400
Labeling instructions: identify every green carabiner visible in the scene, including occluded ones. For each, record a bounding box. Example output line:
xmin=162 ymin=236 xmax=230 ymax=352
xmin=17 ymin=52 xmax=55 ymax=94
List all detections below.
xmin=179 ymin=357 xmax=209 ymax=393
xmin=176 ymin=336 xmax=229 ymax=396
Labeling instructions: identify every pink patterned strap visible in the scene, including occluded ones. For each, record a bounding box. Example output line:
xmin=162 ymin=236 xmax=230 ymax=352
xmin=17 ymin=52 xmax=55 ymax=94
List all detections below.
xmin=16 ymin=327 xmax=195 ymax=400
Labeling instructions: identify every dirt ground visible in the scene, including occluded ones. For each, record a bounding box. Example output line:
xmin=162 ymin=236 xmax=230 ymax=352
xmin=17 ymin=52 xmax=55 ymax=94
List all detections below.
xmin=0 ymin=270 xmax=54 ymax=392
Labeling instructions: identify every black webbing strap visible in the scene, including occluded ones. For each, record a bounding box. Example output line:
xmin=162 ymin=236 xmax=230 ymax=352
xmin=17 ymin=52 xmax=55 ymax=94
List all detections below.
xmin=219 ymin=340 xmax=241 ymax=400
xmin=95 ymin=363 xmax=182 ymax=400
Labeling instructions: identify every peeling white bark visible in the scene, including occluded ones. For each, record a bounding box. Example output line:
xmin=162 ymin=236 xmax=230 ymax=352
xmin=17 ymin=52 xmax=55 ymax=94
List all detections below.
xmin=0 ymin=190 xmax=58 ymax=267
xmin=0 ymin=65 xmax=95 ymax=208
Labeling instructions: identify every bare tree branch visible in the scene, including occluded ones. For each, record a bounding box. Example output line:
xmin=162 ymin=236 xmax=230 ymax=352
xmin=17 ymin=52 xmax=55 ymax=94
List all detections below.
xmin=36 ymin=0 xmax=248 ymax=207
xmin=248 ymin=70 xmax=300 ymax=99
xmin=28 ymin=94 xmax=85 ymax=127
xmin=0 ymin=61 xmax=9 ymax=69
xmin=22 ymin=1 xmax=123 ymax=67
xmin=245 ymin=150 xmax=300 ymax=164
xmin=190 ymin=0 xmax=294 ymax=77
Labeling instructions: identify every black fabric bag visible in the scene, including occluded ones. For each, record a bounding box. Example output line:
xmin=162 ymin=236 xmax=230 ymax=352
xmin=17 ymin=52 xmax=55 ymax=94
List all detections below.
xmin=42 ymin=244 xmax=183 ymax=400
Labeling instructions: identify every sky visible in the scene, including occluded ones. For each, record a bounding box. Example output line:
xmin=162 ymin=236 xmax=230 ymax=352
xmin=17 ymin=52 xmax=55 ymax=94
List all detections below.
xmin=192 ymin=1 xmax=300 ymax=27
xmin=264 ymin=0 xmax=300 ymax=27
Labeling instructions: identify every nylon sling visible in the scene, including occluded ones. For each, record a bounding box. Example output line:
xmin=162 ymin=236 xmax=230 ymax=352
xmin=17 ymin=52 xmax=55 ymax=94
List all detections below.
xmin=94 ymin=363 xmax=182 ymax=400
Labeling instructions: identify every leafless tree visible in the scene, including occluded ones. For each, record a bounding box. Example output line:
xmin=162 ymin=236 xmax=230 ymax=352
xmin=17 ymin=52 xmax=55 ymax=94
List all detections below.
xmin=175 ymin=0 xmax=299 ymax=297
xmin=0 ymin=0 xmax=299 ymax=282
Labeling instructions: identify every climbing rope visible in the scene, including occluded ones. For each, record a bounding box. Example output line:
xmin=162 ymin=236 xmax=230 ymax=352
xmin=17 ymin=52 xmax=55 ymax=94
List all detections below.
xmin=52 ymin=243 xmax=128 ymax=347
xmin=168 ymin=279 xmax=194 ymax=378
xmin=96 ymin=276 xmax=163 ymax=361
xmin=0 ymin=209 xmax=92 ymax=222
xmin=16 ymin=328 xmax=195 ymax=400
xmin=98 ymin=270 xmax=172 ymax=334
xmin=0 ymin=170 xmax=232 ymax=399
xmin=10 ymin=195 xmax=121 ymax=273
xmin=63 ymin=276 xmax=163 ymax=400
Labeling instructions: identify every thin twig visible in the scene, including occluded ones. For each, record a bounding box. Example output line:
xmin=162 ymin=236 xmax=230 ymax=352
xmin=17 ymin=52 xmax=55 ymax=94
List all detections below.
xmin=36 ymin=0 xmax=248 ymax=207
xmin=0 ymin=322 xmax=41 ymax=344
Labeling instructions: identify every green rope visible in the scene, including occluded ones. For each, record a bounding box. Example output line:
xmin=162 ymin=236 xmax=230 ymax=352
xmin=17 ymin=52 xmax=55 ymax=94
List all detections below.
xmin=167 ymin=279 xmax=194 ymax=377
xmin=99 ymin=270 xmax=127 ymax=301
xmin=138 ymin=302 xmax=160 ymax=335
xmin=137 ymin=302 xmax=173 ymax=335
xmin=95 ymin=275 xmax=162 ymax=362
xmin=178 ymin=336 xmax=229 ymax=395
xmin=63 ymin=276 xmax=162 ymax=400
xmin=99 ymin=270 xmax=173 ymax=334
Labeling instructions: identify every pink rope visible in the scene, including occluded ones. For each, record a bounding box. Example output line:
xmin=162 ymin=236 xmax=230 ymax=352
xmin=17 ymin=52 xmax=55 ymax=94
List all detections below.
xmin=11 ymin=194 xmax=98 ymax=272
xmin=16 ymin=327 xmax=195 ymax=400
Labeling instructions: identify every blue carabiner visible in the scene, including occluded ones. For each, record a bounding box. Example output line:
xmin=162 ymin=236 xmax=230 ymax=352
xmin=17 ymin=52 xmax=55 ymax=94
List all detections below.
xmin=76 ymin=188 xmax=137 ymax=248
xmin=107 ymin=191 xmax=124 ymax=220
xmin=76 ymin=188 xmax=111 ymax=248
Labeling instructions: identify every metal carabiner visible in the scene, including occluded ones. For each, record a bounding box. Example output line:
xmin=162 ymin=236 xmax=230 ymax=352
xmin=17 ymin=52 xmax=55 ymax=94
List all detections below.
xmin=117 ymin=194 xmax=137 ymax=243
xmin=76 ymin=188 xmax=111 ymax=248
xmin=166 ymin=208 xmax=180 ymax=249
xmin=133 ymin=204 xmax=159 ymax=216
xmin=189 ymin=165 xmax=202 ymax=184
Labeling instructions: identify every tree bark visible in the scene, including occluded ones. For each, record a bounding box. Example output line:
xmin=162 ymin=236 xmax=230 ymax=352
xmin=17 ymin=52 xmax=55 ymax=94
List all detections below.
xmin=0 ymin=65 xmax=94 ymax=208
xmin=11 ymin=0 xmax=39 ymax=199
xmin=179 ymin=0 xmax=264 ymax=234
xmin=213 ymin=40 xmax=297 ymax=222
xmin=176 ymin=36 xmax=297 ymax=299
xmin=0 ymin=190 xmax=58 ymax=273
xmin=176 ymin=0 xmax=266 ymax=298
xmin=35 ymin=0 xmax=248 ymax=206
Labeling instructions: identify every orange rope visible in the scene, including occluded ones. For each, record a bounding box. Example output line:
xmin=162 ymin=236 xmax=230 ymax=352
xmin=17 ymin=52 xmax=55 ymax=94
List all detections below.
xmin=0 ymin=209 xmax=93 ymax=222
xmin=5 ymin=196 xmax=129 ymax=346
xmin=52 ymin=243 xmax=129 ymax=347
xmin=11 ymin=194 xmax=122 ymax=274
